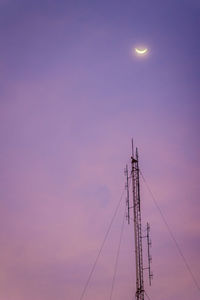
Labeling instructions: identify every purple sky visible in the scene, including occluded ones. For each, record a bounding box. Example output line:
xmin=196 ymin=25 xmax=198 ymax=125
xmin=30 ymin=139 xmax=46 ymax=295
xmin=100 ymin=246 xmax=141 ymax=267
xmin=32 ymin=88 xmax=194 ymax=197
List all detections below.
xmin=0 ymin=0 xmax=200 ymax=299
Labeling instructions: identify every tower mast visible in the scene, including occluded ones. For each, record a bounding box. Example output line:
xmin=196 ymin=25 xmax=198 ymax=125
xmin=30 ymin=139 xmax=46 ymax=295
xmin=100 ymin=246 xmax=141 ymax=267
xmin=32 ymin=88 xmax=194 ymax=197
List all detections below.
xmin=125 ymin=141 xmax=153 ymax=299
xmin=131 ymin=146 xmax=144 ymax=300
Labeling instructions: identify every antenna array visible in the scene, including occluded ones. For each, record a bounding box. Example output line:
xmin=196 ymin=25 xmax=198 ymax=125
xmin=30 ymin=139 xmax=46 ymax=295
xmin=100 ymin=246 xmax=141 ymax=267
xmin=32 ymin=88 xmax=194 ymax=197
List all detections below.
xmin=125 ymin=140 xmax=153 ymax=300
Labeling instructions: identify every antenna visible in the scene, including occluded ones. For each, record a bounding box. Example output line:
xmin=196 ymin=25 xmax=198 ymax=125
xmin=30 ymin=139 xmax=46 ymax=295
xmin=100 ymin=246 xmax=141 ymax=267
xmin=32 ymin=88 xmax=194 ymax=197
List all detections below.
xmin=131 ymin=138 xmax=134 ymax=158
xmin=124 ymin=165 xmax=130 ymax=224
xmin=131 ymin=146 xmax=144 ymax=300
xmin=125 ymin=141 xmax=153 ymax=300
xmin=146 ymin=223 xmax=153 ymax=286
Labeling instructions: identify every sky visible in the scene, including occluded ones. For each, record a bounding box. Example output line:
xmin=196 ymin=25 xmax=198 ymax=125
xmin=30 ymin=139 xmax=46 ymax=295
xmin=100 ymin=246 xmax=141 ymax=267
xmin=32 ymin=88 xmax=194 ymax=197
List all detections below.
xmin=0 ymin=0 xmax=200 ymax=299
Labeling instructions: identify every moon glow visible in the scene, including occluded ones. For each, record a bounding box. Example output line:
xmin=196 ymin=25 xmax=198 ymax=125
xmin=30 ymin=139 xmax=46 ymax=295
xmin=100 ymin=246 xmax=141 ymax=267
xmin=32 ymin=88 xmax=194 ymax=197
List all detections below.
xmin=135 ymin=47 xmax=148 ymax=55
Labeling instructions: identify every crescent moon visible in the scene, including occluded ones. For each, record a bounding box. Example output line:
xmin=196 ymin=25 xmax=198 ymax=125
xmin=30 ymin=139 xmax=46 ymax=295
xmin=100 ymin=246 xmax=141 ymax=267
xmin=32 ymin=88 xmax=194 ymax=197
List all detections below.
xmin=135 ymin=48 xmax=148 ymax=55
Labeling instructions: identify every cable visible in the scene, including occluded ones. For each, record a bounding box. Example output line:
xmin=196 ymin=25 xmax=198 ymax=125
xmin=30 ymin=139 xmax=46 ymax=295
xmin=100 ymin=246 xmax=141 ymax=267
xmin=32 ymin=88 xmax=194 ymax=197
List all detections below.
xmin=79 ymin=188 xmax=125 ymax=300
xmin=109 ymin=206 xmax=126 ymax=300
xmin=140 ymin=169 xmax=200 ymax=292
xmin=144 ymin=290 xmax=152 ymax=300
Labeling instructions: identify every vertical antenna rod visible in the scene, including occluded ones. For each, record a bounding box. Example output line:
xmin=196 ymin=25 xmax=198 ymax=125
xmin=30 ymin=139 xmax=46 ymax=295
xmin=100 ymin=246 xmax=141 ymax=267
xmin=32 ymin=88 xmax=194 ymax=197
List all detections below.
xmin=147 ymin=223 xmax=153 ymax=286
xmin=124 ymin=165 xmax=130 ymax=224
xmin=131 ymin=146 xmax=144 ymax=300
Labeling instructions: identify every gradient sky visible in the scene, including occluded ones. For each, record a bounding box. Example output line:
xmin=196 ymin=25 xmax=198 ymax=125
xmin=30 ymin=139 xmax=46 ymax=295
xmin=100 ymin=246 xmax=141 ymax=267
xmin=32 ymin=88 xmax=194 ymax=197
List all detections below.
xmin=0 ymin=0 xmax=200 ymax=300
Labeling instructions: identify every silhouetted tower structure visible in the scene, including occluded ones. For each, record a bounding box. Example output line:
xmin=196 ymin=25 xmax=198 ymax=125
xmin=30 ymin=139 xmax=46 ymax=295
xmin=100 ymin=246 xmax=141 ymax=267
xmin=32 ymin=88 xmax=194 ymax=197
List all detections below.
xmin=125 ymin=140 xmax=153 ymax=300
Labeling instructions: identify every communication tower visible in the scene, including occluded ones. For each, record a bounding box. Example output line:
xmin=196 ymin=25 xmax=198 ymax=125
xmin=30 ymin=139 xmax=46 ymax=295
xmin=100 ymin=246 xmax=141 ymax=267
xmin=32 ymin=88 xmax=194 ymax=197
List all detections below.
xmin=125 ymin=140 xmax=153 ymax=300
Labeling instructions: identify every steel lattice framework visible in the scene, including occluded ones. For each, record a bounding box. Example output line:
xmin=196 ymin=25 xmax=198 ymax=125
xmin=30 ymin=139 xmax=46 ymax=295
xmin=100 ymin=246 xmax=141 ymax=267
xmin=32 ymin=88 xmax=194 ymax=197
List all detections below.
xmin=125 ymin=142 xmax=152 ymax=300
xmin=131 ymin=148 xmax=144 ymax=300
